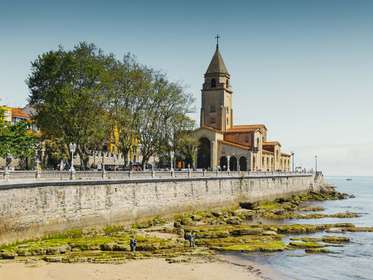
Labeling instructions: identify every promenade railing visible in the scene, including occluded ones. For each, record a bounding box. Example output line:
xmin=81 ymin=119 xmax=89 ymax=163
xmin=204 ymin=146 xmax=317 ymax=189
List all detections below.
xmin=0 ymin=169 xmax=313 ymax=183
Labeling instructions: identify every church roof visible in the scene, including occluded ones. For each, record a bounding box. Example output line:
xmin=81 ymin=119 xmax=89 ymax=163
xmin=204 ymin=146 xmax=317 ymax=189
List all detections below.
xmin=205 ymin=47 xmax=229 ymax=75
xmin=227 ymin=124 xmax=267 ymax=132
xmin=218 ymin=140 xmax=251 ymax=150
xmin=263 ymin=141 xmax=281 ymax=147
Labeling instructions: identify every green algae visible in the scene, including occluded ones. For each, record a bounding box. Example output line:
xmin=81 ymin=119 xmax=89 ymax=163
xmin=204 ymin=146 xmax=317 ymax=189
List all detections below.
xmin=288 ymin=241 xmax=324 ymax=249
xmin=305 ymin=248 xmax=333 ymax=254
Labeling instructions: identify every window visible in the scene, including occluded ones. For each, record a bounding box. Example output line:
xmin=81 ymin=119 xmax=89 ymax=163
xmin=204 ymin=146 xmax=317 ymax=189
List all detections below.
xmin=226 ymin=79 xmax=229 ymax=88
xmin=256 ymin=138 xmax=260 ymax=147
xmin=211 ymin=79 xmax=216 ymax=88
xmin=210 ymin=104 xmax=216 ymax=112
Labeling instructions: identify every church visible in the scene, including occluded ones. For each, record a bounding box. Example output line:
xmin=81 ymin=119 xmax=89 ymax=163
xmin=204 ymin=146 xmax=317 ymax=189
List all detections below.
xmin=195 ymin=42 xmax=292 ymax=172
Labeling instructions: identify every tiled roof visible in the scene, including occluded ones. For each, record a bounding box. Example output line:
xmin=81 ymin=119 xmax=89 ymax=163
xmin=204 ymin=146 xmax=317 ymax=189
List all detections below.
xmin=11 ymin=108 xmax=30 ymax=119
xmin=218 ymin=140 xmax=251 ymax=150
xmin=263 ymin=141 xmax=281 ymax=147
xmin=227 ymin=124 xmax=267 ymax=132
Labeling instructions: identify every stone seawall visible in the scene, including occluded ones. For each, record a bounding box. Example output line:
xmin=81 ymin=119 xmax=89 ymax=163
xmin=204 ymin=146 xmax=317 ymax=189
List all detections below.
xmin=0 ymin=174 xmax=319 ymax=243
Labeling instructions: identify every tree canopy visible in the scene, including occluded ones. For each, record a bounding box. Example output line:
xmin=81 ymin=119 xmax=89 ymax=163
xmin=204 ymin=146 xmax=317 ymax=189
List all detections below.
xmin=27 ymin=42 xmax=195 ymax=169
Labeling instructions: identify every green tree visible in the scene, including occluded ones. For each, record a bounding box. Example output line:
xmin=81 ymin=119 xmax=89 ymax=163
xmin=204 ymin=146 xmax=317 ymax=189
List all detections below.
xmin=137 ymin=73 xmax=194 ymax=168
xmin=0 ymin=121 xmax=37 ymax=169
xmin=27 ymin=42 xmax=113 ymax=169
xmin=107 ymin=55 xmax=152 ymax=166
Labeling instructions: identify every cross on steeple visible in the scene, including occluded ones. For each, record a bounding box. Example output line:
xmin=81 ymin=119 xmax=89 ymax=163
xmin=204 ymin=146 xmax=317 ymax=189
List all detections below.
xmin=215 ymin=34 xmax=220 ymax=49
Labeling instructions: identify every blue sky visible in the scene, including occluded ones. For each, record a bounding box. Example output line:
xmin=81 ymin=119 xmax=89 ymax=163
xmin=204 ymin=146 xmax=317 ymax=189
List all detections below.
xmin=1 ymin=0 xmax=372 ymax=175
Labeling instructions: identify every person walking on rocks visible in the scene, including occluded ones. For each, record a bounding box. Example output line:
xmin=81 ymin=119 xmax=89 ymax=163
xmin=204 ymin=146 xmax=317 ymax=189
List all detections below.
xmin=190 ymin=232 xmax=196 ymax=248
xmin=185 ymin=232 xmax=196 ymax=248
xmin=130 ymin=237 xmax=137 ymax=252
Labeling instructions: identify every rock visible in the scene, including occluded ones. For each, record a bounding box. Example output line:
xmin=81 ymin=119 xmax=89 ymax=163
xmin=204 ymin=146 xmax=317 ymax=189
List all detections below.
xmin=100 ymin=243 xmax=116 ymax=251
xmin=226 ymin=217 xmax=242 ymax=225
xmin=326 ymin=228 xmax=343 ymax=233
xmin=113 ymin=244 xmax=128 ymax=251
xmin=16 ymin=249 xmax=31 ymax=256
xmin=58 ymin=245 xmax=71 ymax=254
xmin=322 ymin=236 xmax=350 ymax=244
xmin=263 ymin=231 xmax=278 ymax=236
xmin=211 ymin=211 xmax=223 ymax=217
xmin=30 ymin=248 xmax=46 ymax=256
xmin=239 ymin=202 xmax=258 ymax=210
xmin=191 ymin=214 xmax=203 ymax=221
xmin=174 ymin=221 xmax=182 ymax=228
xmin=273 ymin=209 xmax=286 ymax=215
xmin=305 ymin=248 xmax=332 ymax=254
xmin=231 ymin=228 xmax=263 ymax=236
xmin=1 ymin=251 xmax=17 ymax=259
xmin=46 ymin=247 xmax=60 ymax=255
xmin=44 ymin=256 xmax=63 ymax=262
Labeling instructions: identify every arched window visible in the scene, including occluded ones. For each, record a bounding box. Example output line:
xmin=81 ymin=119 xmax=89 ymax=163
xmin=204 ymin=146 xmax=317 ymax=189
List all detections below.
xmin=211 ymin=79 xmax=216 ymax=88
xmin=226 ymin=79 xmax=229 ymax=88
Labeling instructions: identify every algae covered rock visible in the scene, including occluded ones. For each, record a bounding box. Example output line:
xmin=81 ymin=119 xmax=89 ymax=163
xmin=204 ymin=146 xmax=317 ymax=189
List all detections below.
xmin=288 ymin=241 xmax=324 ymax=249
xmin=239 ymin=201 xmax=258 ymax=210
xmin=100 ymin=243 xmax=116 ymax=251
xmin=322 ymin=236 xmax=350 ymax=244
xmin=230 ymin=228 xmax=263 ymax=236
xmin=305 ymin=248 xmax=333 ymax=254
xmin=0 ymin=251 xmax=17 ymax=259
xmin=44 ymin=256 xmax=63 ymax=262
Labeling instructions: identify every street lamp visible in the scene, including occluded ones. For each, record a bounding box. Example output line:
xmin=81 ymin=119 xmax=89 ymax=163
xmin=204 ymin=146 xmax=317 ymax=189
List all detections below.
xmin=168 ymin=131 xmax=174 ymax=172
xmin=69 ymin=143 xmax=77 ymax=172
xmin=291 ymin=152 xmax=295 ymax=173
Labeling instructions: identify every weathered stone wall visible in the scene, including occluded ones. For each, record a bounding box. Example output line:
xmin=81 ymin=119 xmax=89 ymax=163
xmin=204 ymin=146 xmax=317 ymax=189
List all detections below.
xmin=0 ymin=174 xmax=318 ymax=243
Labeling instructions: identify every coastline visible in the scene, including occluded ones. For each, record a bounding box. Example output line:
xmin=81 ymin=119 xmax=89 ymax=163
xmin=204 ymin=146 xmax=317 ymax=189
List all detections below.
xmin=0 ymin=257 xmax=266 ymax=280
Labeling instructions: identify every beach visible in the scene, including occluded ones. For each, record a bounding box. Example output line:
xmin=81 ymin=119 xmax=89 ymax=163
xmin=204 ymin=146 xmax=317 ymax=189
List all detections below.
xmin=0 ymin=257 xmax=265 ymax=280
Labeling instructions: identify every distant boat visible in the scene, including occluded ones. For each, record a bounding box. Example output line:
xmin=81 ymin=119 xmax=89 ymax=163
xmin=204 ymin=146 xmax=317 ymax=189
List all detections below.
xmin=346 ymin=178 xmax=352 ymax=181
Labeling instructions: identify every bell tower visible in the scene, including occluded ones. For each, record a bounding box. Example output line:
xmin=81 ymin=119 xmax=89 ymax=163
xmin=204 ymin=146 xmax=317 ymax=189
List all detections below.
xmin=200 ymin=36 xmax=233 ymax=132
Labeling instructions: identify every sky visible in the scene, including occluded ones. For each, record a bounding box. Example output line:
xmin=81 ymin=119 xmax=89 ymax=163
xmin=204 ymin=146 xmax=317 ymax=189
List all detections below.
xmin=0 ymin=0 xmax=372 ymax=176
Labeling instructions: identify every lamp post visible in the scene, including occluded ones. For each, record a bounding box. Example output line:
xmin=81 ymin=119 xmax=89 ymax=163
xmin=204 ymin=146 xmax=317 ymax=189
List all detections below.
xmin=170 ymin=150 xmax=175 ymax=172
xmin=69 ymin=143 xmax=77 ymax=179
xmin=168 ymin=130 xmax=174 ymax=174
xmin=227 ymin=156 xmax=231 ymax=172
xmin=291 ymin=152 xmax=295 ymax=173
xmin=34 ymin=146 xmax=41 ymax=179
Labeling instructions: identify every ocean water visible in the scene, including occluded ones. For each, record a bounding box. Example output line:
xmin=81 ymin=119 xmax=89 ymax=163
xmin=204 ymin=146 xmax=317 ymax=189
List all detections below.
xmin=246 ymin=176 xmax=373 ymax=280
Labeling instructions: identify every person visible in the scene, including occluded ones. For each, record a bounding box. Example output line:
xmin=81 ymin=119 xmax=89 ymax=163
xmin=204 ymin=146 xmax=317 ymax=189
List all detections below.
xmin=190 ymin=232 xmax=195 ymax=247
xmin=184 ymin=232 xmax=196 ymax=248
xmin=130 ymin=237 xmax=137 ymax=252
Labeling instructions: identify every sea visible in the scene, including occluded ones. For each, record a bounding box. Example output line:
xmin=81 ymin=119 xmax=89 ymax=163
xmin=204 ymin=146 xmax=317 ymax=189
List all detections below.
xmin=242 ymin=176 xmax=373 ymax=280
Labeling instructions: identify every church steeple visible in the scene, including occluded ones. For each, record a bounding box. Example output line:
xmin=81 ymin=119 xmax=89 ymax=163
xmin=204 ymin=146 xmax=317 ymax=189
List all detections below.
xmin=205 ymin=36 xmax=230 ymax=76
xmin=200 ymin=36 xmax=233 ymax=131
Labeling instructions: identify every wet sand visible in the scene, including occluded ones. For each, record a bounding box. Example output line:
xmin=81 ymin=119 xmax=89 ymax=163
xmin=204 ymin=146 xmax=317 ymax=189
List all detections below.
xmin=0 ymin=258 xmax=265 ymax=280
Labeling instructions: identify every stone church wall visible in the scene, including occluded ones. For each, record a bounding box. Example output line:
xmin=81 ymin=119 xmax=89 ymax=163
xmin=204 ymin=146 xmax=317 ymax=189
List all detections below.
xmin=0 ymin=174 xmax=318 ymax=243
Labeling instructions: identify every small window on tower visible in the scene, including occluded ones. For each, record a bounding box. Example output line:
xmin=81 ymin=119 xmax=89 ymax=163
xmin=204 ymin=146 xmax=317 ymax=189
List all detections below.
xmin=211 ymin=79 xmax=216 ymax=88
xmin=226 ymin=80 xmax=229 ymax=88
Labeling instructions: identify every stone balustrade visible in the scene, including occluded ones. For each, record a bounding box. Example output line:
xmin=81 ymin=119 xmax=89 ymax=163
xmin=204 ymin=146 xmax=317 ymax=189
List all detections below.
xmin=0 ymin=169 xmax=312 ymax=183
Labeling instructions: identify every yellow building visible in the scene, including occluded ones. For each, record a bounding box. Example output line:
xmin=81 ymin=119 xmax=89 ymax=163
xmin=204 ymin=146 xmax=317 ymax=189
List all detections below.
xmin=195 ymin=43 xmax=292 ymax=172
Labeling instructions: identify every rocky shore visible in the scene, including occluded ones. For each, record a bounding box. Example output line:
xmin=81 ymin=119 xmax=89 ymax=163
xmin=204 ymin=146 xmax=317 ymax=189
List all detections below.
xmin=0 ymin=185 xmax=371 ymax=279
